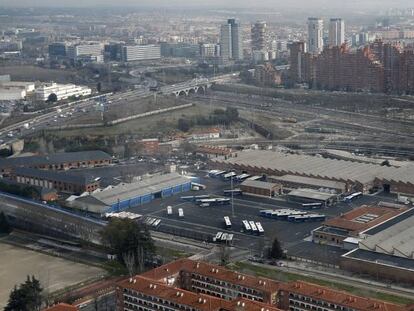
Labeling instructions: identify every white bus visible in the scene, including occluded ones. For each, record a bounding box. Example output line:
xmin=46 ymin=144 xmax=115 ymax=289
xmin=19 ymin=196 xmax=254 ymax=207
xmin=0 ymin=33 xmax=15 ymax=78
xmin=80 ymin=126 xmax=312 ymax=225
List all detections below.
xmin=152 ymin=219 xmax=161 ymax=228
xmin=242 ymin=220 xmax=251 ymax=232
xmin=215 ymin=232 xmax=223 ymax=241
xmin=256 ymin=222 xmax=264 ymax=235
xmin=221 ymin=233 xmax=228 ymax=241
xmin=178 ymin=208 xmax=184 ymax=218
xmin=167 ymin=206 xmax=173 ymax=215
xmin=224 ymin=216 xmax=232 ymax=229
xmin=249 ymin=221 xmax=258 ymax=233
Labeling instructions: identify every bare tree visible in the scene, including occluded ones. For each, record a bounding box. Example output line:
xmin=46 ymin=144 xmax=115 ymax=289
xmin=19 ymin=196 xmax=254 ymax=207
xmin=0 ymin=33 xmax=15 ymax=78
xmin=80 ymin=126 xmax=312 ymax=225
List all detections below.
xmin=122 ymin=251 xmax=136 ymax=276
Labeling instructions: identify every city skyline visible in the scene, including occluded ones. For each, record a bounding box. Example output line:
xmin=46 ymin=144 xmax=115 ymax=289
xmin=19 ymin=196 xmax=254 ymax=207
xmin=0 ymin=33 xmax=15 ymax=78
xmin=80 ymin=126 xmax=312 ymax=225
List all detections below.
xmin=0 ymin=0 xmax=413 ymax=9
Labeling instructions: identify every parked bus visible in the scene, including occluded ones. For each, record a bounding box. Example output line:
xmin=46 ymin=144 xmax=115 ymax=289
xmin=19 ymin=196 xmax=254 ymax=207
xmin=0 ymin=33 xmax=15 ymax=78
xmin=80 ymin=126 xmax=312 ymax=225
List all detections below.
xmin=260 ymin=210 xmax=273 ymax=217
xmin=181 ymin=195 xmax=210 ymax=202
xmin=224 ymin=216 xmax=232 ymax=229
xmin=256 ymin=222 xmax=264 ymax=235
xmin=226 ymin=234 xmax=234 ymax=244
xmin=178 ymin=208 xmax=184 ymax=218
xmin=223 ymin=189 xmax=243 ymax=196
xmin=146 ymin=218 xmax=156 ymax=226
xmin=152 ymin=219 xmax=161 ymax=228
xmin=223 ymin=172 xmax=237 ymax=180
xmin=249 ymin=221 xmax=258 ymax=234
xmin=197 ymin=198 xmax=231 ymax=206
xmin=302 ymin=202 xmax=323 ymax=209
xmin=221 ymin=233 xmax=228 ymax=241
xmin=235 ymin=173 xmax=251 ymax=182
xmin=212 ymin=170 xmax=227 ymax=178
xmin=242 ymin=220 xmax=251 ymax=232
xmin=343 ymin=192 xmax=363 ymax=203
xmin=288 ymin=214 xmax=326 ymax=222
xmin=247 ymin=175 xmax=263 ymax=181
xmin=167 ymin=206 xmax=173 ymax=215
xmin=215 ymin=232 xmax=223 ymax=241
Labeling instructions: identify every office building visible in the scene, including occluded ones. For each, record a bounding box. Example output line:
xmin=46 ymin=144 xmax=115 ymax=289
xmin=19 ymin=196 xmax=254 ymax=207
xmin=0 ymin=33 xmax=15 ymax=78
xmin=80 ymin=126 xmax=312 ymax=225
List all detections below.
xmin=307 ymin=17 xmax=324 ymax=54
xmin=67 ymin=43 xmax=103 ymax=60
xmin=251 ymin=21 xmax=267 ymax=51
xmin=48 ymin=42 xmax=67 ymax=57
xmin=328 ymin=18 xmax=345 ymax=47
xmin=35 ymin=83 xmax=92 ymax=101
xmin=200 ymin=43 xmax=220 ymax=58
xmin=220 ymin=19 xmax=243 ymax=61
xmin=121 ymin=44 xmax=161 ymax=62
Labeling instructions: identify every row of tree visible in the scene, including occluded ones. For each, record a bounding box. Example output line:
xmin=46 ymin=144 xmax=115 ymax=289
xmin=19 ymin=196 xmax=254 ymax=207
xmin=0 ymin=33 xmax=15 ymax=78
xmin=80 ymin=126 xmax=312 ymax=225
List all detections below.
xmin=5 ymin=276 xmax=43 ymax=311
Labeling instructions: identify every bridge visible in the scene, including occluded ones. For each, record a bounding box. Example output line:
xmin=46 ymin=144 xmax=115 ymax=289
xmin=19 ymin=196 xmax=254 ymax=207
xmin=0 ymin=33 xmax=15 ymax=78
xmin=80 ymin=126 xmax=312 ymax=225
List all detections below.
xmin=160 ymin=73 xmax=239 ymax=97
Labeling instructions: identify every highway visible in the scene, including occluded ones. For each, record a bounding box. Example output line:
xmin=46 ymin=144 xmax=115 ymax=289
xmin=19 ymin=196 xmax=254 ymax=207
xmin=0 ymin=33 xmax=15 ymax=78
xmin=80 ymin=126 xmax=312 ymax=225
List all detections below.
xmin=0 ymin=74 xmax=236 ymax=146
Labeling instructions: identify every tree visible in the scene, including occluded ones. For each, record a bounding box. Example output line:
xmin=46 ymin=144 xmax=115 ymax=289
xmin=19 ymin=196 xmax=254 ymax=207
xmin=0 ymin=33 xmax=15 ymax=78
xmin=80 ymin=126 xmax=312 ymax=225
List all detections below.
xmin=225 ymin=107 xmax=239 ymax=121
xmin=269 ymin=237 xmax=284 ymax=259
xmin=177 ymin=118 xmax=192 ymax=132
xmin=0 ymin=211 xmax=11 ymax=234
xmin=47 ymin=93 xmax=58 ymax=103
xmin=100 ymin=219 xmax=155 ymax=273
xmin=5 ymin=275 xmax=43 ymax=311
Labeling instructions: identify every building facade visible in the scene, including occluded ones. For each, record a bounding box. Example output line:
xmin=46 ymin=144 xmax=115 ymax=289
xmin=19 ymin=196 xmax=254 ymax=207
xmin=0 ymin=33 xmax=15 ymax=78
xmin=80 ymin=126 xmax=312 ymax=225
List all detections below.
xmin=35 ymin=83 xmax=92 ymax=101
xmin=220 ymin=19 xmax=243 ymax=61
xmin=121 ymin=45 xmax=161 ymax=62
xmin=328 ymin=18 xmax=345 ymax=47
xmin=251 ymin=21 xmax=267 ymax=52
xmin=307 ymin=18 xmax=324 ymax=54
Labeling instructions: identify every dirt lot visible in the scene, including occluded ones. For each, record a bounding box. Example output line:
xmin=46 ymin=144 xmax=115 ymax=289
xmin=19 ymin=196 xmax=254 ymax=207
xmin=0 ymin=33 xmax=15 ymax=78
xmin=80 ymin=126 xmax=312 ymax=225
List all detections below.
xmin=0 ymin=66 xmax=77 ymax=83
xmin=0 ymin=242 xmax=105 ymax=308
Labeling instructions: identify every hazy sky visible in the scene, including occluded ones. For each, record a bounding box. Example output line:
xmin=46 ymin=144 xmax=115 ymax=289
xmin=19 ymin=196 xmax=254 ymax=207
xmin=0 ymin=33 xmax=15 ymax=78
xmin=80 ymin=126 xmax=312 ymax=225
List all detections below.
xmin=0 ymin=0 xmax=411 ymax=9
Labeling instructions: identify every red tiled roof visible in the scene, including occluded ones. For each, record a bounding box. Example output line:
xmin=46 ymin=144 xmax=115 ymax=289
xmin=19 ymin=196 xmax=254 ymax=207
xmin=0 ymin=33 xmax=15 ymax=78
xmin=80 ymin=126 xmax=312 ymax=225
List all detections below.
xmin=118 ymin=276 xmax=281 ymax=311
xmin=323 ymin=205 xmax=407 ymax=234
xmin=281 ymin=281 xmax=407 ymax=311
xmin=43 ymin=303 xmax=78 ymax=311
xmin=140 ymin=258 xmax=280 ymax=294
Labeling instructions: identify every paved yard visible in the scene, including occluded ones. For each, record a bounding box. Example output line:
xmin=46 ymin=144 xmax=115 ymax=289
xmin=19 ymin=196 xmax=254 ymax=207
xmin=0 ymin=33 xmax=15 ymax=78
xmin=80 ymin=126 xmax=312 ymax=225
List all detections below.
xmin=0 ymin=242 xmax=105 ymax=308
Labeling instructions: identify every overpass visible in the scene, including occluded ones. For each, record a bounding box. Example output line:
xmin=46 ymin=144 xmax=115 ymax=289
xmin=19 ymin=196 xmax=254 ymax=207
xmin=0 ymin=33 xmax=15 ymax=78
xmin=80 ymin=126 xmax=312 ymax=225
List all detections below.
xmin=160 ymin=73 xmax=239 ymax=97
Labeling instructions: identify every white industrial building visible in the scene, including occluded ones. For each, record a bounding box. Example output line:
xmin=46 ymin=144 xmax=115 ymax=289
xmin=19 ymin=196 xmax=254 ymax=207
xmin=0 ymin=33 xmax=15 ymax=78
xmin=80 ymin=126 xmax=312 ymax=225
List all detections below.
xmin=0 ymin=81 xmax=35 ymax=100
xmin=35 ymin=83 xmax=92 ymax=101
xmin=121 ymin=45 xmax=161 ymax=62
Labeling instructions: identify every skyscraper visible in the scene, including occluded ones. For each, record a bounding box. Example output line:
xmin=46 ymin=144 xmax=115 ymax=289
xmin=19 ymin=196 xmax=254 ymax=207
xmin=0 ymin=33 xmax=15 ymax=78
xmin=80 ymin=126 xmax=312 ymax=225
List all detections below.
xmin=251 ymin=21 xmax=267 ymax=51
xmin=220 ymin=19 xmax=243 ymax=61
xmin=329 ymin=18 xmax=345 ymax=47
xmin=308 ymin=17 xmax=324 ymax=54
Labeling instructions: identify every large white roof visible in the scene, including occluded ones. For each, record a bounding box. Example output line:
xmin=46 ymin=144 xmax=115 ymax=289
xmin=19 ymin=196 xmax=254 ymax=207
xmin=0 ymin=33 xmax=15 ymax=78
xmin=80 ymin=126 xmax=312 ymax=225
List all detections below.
xmin=214 ymin=150 xmax=414 ymax=185
xmin=359 ymin=210 xmax=414 ymax=259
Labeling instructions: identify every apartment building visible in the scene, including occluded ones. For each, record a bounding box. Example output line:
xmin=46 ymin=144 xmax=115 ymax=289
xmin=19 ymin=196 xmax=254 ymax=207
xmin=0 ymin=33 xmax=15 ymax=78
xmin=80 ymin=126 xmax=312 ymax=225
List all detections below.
xmin=35 ymin=83 xmax=92 ymax=101
xmin=278 ymin=281 xmax=409 ymax=311
xmin=116 ymin=259 xmax=412 ymax=311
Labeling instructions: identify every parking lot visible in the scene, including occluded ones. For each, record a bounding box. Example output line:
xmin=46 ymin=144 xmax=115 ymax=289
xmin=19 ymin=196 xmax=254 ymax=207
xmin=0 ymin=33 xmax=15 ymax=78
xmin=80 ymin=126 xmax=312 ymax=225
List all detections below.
xmin=129 ymin=173 xmax=385 ymax=263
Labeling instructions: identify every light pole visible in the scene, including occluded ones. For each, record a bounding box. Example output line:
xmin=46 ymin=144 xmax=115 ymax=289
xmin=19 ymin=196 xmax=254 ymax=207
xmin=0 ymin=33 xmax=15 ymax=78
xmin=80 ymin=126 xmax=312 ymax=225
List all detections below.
xmin=231 ymin=176 xmax=235 ymax=217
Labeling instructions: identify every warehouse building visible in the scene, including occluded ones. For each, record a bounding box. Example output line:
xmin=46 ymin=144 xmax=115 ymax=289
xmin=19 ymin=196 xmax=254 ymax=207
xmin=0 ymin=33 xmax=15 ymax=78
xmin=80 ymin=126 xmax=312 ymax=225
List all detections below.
xmin=0 ymin=150 xmax=112 ymax=174
xmin=286 ymin=188 xmax=338 ymax=206
xmin=341 ymin=208 xmax=414 ymax=284
xmin=11 ymin=167 xmax=100 ymax=194
xmin=212 ymin=150 xmax=414 ymax=195
xmin=74 ymin=173 xmax=194 ymax=213
xmin=240 ymin=180 xmax=281 ymax=197
xmin=312 ymin=203 xmax=408 ymax=248
xmin=268 ymin=174 xmax=346 ymax=194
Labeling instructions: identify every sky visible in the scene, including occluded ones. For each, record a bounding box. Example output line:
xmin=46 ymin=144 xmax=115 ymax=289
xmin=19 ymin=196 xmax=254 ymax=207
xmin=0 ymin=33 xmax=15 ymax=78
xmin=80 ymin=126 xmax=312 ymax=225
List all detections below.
xmin=0 ymin=0 xmax=411 ymax=9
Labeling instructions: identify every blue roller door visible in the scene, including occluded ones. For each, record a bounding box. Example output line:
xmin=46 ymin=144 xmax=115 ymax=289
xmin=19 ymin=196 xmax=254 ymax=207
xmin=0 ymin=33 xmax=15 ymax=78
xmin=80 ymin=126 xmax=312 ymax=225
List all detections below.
xmin=182 ymin=182 xmax=191 ymax=192
xmin=141 ymin=194 xmax=152 ymax=204
xmin=162 ymin=188 xmax=173 ymax=197
xmin=172 ymin=185 xmax=182 ymax=193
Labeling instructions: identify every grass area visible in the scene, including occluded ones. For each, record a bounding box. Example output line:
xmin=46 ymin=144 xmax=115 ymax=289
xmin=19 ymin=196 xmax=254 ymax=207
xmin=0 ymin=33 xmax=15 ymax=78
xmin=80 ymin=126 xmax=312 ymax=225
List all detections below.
xmin=156 ymin=246 xmax=192 ymax=260
xmin=229 ymin=262 xmax=414 ymax=305
xmin=44 ymin=103 xmax=214 ymax=138
xmin=101 ymin=260 xmax=128 ymax=276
